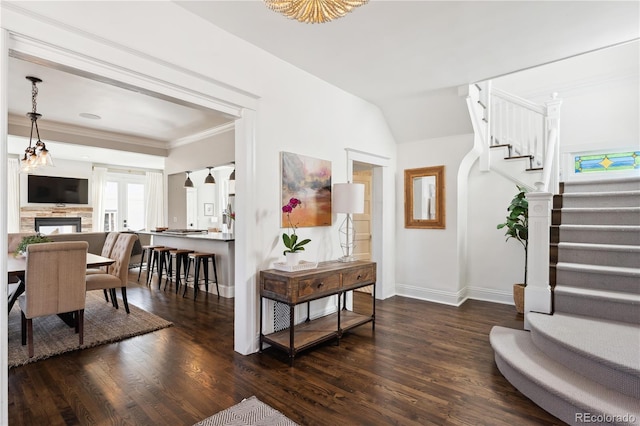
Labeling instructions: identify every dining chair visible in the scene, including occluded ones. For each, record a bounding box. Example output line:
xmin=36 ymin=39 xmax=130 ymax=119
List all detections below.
xmin=85 ymin=233 xmax=137 ymax=314
xmin=86 ymin=232 xmax=119 ymax=275
xmin=18 ymin=241 xmax=89 ymax=358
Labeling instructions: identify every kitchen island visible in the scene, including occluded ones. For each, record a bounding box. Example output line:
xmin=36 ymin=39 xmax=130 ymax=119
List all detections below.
xmin=144 ymin=231 xmax=234 ymax=298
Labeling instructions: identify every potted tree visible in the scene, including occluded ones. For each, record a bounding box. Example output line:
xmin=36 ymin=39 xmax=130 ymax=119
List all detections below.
xmin=497 ymin=185 xmax=528 ymax=313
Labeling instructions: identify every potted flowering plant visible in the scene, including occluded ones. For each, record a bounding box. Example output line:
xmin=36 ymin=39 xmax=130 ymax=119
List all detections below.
xmin=282 ymin=197 xmax=310 ymax=265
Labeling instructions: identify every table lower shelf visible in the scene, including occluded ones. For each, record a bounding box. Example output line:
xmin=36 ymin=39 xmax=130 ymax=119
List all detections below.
xmin=261 ymin=310 xmax=374 ymax=355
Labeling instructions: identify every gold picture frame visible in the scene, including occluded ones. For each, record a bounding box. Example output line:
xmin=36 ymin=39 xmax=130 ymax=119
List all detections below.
xmin=404 ymin=165 xmax=445 ymax=229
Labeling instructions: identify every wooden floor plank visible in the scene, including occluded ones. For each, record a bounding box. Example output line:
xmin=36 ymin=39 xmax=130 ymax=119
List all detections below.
xmin=7 ymin=270 xmax=565 ymax=425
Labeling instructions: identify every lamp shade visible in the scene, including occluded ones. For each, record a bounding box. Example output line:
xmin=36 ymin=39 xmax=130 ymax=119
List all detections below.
xmin=333 ymin=183 xmax=365 ymax=214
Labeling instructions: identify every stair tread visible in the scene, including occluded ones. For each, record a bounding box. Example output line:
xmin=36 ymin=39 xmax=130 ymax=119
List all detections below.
xmin=558 ymin=241 xmax=640 ymax=252
xmin=563 ymin=190 xmax=640 ymax=197
xmin=559 ymin=224 xmax=640 ymax=231
xmin=527 ymin=313 xmax=640 ymax=375
xmin=556 ymin=262 xmax=640 ymax=276
xmin=555 ymin=285 xmax=640 ymax=302
xmin=561 ymin=206 xmax=640 ymax=212
xmin=490 ymin=326 xmax=640 ymax=413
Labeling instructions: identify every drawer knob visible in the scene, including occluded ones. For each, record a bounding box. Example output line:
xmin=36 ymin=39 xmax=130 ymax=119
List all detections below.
xmin=357 ymin=274 xmax=362 ymax=280
xmin=317 ymin=282 xmax=324 ymax=288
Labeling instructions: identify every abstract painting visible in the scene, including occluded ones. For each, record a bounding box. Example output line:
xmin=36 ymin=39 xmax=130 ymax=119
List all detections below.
xmin=281 ymin=152 xmax=332 ymax=227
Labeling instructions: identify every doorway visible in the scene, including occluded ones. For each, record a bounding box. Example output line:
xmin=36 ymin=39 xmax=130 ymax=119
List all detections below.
xmin=353 ymin=164 xmax=373 ymax=294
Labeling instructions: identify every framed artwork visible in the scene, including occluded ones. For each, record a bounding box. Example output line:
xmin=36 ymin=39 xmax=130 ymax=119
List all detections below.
xmin=281 ymin=151 xmax=332 ymax=227
xmin=204 ymin=203 xmax=214 ymax=216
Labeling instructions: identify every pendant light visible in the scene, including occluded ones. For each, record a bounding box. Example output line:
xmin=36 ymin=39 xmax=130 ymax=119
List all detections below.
xmin=204 ymin=167 xmax=216 ymax=184
xmin=20 ymin=76 xmax=54 ymax=172
xmin=184 ymin=171 xmax=194 ymax=188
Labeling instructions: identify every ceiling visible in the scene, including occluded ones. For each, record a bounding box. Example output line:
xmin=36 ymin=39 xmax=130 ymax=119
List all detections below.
xmin=177 ymin=0 xmax=639 ymax=142
xmin=6 ymin=1 xmax=639 ymax=167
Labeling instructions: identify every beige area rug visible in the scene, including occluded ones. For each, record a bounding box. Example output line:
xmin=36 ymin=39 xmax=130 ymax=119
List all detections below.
xmin=8 ymin=291 xmax=172 ymax=368
xmin=195 ymin=396 xmax=299 ymax=426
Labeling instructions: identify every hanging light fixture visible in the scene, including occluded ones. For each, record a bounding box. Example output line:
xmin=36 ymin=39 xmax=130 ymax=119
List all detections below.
xmin=184 ymin=171 xmax=194 ymax=188
xmin=20 ymin=76 xmax=54 ymax=172
xmin=229 ymin=162 xmax=235 ymax=181
xmin=263 ymin=0 xmax=368 ymax=24
xmin=204 ymin=167 xmax=216 ymax=184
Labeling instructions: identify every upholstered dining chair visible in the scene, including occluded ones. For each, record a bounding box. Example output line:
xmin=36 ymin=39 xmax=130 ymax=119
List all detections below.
xmin=7 ymin=232 xmax=36 ymax=313
xmin=18 ymin=241 xmax=89 ymax=358
xmin=85 ymin=233 xmax=136 ymax=314
xmin=86 ymin=231 xmax=119 ymax=275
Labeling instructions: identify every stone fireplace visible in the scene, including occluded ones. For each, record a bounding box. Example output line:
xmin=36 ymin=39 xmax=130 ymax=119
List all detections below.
xmin=20 ymin=206 xmax=93 ymax=233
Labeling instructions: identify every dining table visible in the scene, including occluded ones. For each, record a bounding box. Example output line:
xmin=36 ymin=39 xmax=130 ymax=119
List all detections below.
xmin=7 ymin=252 xmax=115 ymax=314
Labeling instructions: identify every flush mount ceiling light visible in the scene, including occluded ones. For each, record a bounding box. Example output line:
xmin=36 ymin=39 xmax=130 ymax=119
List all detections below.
xmin=184 ymin=171 xmax=194 ymax=188
xmin=20 ymin=76 xmax=54 ymax=172
xmin=204 ymin=167 xmax=216 ymax=184
xmin=263 ymin=0 xmax=368 ymax=23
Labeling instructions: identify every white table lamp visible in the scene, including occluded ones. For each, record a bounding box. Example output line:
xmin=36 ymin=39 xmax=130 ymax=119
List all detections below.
xmin=333 ymin=182 xmax=365 ymax=262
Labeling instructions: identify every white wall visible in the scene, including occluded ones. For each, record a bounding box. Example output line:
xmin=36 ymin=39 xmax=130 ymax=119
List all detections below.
xmin=396 ymin=133 xmax=473 ymax=305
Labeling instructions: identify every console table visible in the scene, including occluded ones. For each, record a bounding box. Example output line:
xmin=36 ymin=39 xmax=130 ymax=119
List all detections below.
xmin=259 ymin=260 xmax=376 ymax=365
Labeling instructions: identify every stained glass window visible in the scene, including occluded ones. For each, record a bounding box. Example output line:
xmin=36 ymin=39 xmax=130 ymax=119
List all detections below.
xmin=575 ymin=151 xmax=640 ymax=174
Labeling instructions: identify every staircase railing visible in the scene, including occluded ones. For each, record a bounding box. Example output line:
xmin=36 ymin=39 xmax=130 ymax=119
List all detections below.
xmin=491 ymin=88 xmax=546 ymax=169
xmin=470 ymin=84 xmax=563 ymax=193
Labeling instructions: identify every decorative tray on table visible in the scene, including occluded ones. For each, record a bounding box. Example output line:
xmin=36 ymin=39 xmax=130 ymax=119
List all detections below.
xmin=273 ymin=260 xmax=318 ymax=272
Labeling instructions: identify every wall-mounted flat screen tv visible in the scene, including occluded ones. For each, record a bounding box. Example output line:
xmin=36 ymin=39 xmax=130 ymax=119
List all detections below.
xmin=28 ymin=175 xmax=89 ymax=204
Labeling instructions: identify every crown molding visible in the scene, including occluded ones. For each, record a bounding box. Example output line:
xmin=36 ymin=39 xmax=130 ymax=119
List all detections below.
xmin=8 ymin=113 xmax=168 ymax=150
xmin=169 ymin=122 xmax=235 ymax=149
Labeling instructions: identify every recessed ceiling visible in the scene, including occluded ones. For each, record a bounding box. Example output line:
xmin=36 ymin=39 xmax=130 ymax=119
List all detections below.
xmin=7 ymin=55 xmax=235 ymax=168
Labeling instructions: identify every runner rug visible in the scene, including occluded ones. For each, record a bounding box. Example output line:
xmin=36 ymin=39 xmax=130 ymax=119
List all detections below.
xmin=8 ymin=291 xmax=172 ymax=368
xmin=195 ymin=396 xmax=299 ymax=426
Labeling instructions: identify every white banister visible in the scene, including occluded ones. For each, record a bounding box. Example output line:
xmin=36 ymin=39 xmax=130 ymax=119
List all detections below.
xmin=524 ymin=191 xmax=553 ymax=330
xmin=541 ymin=94 xmax=563 ymax=193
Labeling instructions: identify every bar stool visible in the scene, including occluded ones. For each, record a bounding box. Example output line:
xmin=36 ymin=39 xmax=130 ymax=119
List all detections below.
xmin=184 ymin=252 xmax=219 ymax=300
xmin=164 ymin=249 xmax=193 ymax=293
xmin=148 ymin=246 xmax=175 ymax=288
xmin=138 ymin=245 xmax=164 ymax=283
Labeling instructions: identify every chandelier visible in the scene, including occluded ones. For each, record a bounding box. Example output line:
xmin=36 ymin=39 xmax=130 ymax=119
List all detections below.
xmin=21 ymin=76 xmax=53 ymax=172
xmin=263 ymin=0 xmax=368 ymax=23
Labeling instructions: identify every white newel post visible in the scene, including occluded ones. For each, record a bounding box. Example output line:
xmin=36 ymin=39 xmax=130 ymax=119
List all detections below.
xmin=524 ymin=191 xmax=553 ymax=330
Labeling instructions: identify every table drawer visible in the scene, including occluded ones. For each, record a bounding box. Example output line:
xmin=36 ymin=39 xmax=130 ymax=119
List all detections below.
xmin=298 ymin=274 xmax=340 ymax=299
xmin=262 ymin=278 xmax=290 ymax=299
xmin=343 ymin=266 xmax=375 ymax=288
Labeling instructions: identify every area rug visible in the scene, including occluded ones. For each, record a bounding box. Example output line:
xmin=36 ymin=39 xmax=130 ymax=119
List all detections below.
xmin=195 ymin=396 xmax=299 ymax=426
xmin=8 ymin=291 xmax=172 ymax=368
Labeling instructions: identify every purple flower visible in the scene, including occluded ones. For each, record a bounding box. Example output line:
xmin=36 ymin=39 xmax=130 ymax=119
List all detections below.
xmin=282 ymin=205 xmax=292 ymax=213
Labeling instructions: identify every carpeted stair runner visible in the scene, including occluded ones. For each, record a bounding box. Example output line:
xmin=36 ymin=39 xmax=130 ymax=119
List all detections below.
xmin=491 ymin=176 xmax=640 ymax=425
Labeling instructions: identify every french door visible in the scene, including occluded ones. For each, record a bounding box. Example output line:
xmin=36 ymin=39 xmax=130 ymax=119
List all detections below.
xmin=104 ymin=174 xmax=146 ymax=231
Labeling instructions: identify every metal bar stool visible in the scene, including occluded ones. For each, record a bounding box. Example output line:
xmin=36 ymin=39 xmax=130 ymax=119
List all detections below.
xmin=138 ymin=245 xmax=164 ymax=283
xmin=184 ymin=252 xmax=219 ymax=300
xmin=148 ymin=247 xmax=174 ymax=288
xmin=164 ymin=249 xmax=193 ymax=293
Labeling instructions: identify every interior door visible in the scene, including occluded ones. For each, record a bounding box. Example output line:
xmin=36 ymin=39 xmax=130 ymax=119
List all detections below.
xmin=353 ymin=169 xmax=373 ymax=294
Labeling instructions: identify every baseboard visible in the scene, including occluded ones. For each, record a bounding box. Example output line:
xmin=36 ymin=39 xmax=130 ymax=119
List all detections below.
xmin=466 ymin=286 xmax=514 ymax=305
xmin=396 ymin=284 xmax=514 ymax=307
xmin=395 ymin=283 xmax=467 ymax=306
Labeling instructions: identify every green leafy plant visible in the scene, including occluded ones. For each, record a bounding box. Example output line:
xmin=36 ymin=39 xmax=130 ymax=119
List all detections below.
xmin=282 ymin=197 xmax=311 ymax=255
xmin=14 ymin=233 xmax=52 ymax=256
xmin=497 ymin=185 xmax=529 ymax=285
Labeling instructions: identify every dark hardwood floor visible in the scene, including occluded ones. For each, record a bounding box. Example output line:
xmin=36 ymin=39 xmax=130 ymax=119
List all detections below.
xmin=8 ymin=271 xmax=565 ymax=425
